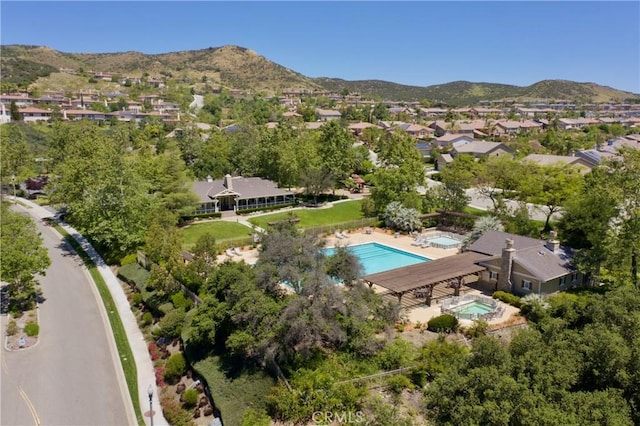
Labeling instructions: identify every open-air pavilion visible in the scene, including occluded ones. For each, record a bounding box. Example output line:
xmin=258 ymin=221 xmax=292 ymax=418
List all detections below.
xmin=363 ymin=251 xmax=487 ymax=306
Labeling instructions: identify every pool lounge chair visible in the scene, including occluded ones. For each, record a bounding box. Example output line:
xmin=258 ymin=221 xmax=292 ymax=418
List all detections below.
xmin=341 ymin=230 xmax=350 ymax=238
xmin=233 ymin=247 xmax=242 ymax=256
xmin=412 ymin=235 xmax=427 ymax=246
xmin=225 ymin=248 xmax=235 ymax=257
xmin=335 ymin=230 xmax=345 ymax=239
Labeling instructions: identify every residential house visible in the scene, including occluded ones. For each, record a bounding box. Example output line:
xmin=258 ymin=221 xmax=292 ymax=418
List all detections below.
xmin=558 ymin=117 xmax=599 ymax=130
xmin=192 ymin=174 xmax=295 ymax=214
xmin=419 ymin=107 xmax=447 ymax=118
xmin=435 ymin=153 xmax=454 ymax=170
xmin=0 ymin=95 xmax=32 ymax=108
xmin=522 ymin=154 xmax=594 ymax=174
xmin=467 ymin=230 xmax=582 ymax=295
xmin=62 ymin=109 xmax=106 ymax=121
xmin=432 ymin=134 xmax=474 ymax=149
xmin=20 ymin=106 xmax=53 ymax=123
xmin=316 ymin=109 xmax=342 ymax=121
xmin=0 ymin=104 xmax=12 ymax=124
xmin=348 ymin=121 xmax=381 ymax=137
xmin=493 ymin=120 xmax=522 ymax=137
xmin=398 ymin=123 xmax=433 ymax=139
xmin=451 ymin=140 xmax=512 ymax=159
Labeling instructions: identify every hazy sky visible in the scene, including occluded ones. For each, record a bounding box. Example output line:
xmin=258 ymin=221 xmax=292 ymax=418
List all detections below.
xmin=2 ymin=1 xmax=639 ymax=93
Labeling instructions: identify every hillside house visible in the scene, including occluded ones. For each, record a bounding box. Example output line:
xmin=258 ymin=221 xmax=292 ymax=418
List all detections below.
xmin=20 ymin=106 xmax=53 ymax=123
xmin=316 ymin=109 xmax=342 ymax=121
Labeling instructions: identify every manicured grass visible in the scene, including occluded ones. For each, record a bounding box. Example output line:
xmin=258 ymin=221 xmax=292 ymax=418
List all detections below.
xmin=248 ymin=200 xmax=364 ymax=230
xmin=52 ymin=223 xmax=145 ymax=426
xmin=192 ymin=356 xmax=276 ymax=426
xmin=180 ymin=221 xmax=253 ymax=248
xmin=463 ymin=206 xmax=490 ymax=216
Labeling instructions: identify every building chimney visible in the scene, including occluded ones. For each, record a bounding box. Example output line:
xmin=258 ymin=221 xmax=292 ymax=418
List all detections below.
xmin=206 ymin=175 xmax=213 ymax=183
xmin=546 ymin=230 xmax=560 ymax=253
xmin=498 ymin=238 xmax=515 ymax=292
xmin=224 ymin=174 xmax=233 ymax=191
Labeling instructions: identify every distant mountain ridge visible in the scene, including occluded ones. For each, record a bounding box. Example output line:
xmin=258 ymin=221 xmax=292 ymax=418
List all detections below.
xmin=2 ymin=44 xmax=638 ymax=105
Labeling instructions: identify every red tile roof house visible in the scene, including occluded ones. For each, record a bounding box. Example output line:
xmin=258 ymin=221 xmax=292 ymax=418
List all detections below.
xmin=467 ymin=230 xmax=583 ymax=295
xmin=191 ymin=174 xmax=296 ymax=214
xmin=19 ymin=106 xmax=53 ymax=123
xmin=348 ymin=121 xmax=382 ymax=136
xmin=397 ymin=123 xmax=434 ymax=139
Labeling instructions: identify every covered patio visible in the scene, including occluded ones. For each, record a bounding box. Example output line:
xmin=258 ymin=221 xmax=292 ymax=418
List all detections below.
xmin=363 ymin=251 xmax=487 ymax=306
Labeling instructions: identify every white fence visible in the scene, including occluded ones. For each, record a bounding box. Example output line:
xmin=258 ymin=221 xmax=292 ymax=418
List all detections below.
xmin=441 ymin=294 xmax=504 ymax=321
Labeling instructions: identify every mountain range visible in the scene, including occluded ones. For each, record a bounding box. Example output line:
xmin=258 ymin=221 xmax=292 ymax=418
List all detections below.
xmin=2 ymin=44 xmax=638 ymax=106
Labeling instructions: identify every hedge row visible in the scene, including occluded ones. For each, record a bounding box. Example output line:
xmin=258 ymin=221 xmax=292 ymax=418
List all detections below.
xmin=492 ymin=291 xmax=522 ymax=308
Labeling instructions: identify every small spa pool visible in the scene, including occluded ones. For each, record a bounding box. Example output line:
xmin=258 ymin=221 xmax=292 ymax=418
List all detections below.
xmin=441 ymin=296 xmax=500 ymax=320
xmin=427 ymin=236 xmax=463 ymax=249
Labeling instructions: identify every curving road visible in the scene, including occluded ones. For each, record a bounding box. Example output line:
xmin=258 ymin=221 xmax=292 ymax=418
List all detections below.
xmin=1 ymin=209 xmax=129 ymax=426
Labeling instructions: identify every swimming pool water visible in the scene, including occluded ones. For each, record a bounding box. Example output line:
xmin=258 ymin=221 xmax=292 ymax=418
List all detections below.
xmin=428 ymin=236 xmax=463 ymax=247
xmin=323 ymin=242 xmax=430 ymax=275
xmin=450 ymin=300 xmax=494 ymax=315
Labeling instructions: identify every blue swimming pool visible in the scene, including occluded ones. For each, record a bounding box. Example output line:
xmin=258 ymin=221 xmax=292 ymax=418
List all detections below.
xmin=323 ymin=243 xmax=430 ymax=275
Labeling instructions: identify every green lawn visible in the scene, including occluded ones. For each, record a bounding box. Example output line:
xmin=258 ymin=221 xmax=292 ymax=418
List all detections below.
xmin=181 ymin=220 xmax=253 ymax=248
xmin=463 ymin=206 xmax=490 ymax=216
xmin=192 ymin=356 xmax=275 ymax=426
xmin=248 ymin=200 xmax=365 ymax=229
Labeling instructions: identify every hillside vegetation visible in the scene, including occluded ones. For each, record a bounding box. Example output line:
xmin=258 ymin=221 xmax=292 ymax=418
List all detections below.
xmin=2 ymin=44 xmax=638 ymax=104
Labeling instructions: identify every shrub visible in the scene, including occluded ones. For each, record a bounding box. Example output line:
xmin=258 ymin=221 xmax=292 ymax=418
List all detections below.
xmin=386 ymin=374 xmax=414 ymax=395
xmin=130 ymin=293 xmax=143 ymax=306
xmin=171 ymin=292 xmax=192 ymax=310
xmin=148 ymin=342 xmax=160 ymax=361
xmin=241 ymin=408 xmax=271 ymax=426
xmin=464 ymin=319 xmax=489 ymax=338
xmin=427 ymin=314 xmax=458 ymax=333
xmin=161 ymin=392 xmax=195 ymax=426
xmin=120 ymin=253 xmax=137 ymax=265
xmin=492 ymin=291 xmax=522 ymax=308
xmin=24 ymin=322 xmax=39 ymax=337
xmin=181 ymin=388 xmax=198 ymax=408
xmin=158 ymin=302 xmax=175 ymax=315
xmin=164 ymin=353 xmax=187 ymax=382
xmin=142 ymin=312 xmax=153 ymax=326
xmin=155 ymin=365 xmax=165 ymax=387
xmin=6 ymin=319 xmax=18 ymax=336
xmin=154 ymin=309 xmax=186 ymax=338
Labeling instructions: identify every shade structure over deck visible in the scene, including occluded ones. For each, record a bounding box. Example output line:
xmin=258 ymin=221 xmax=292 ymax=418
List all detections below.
xmin=363 ymin=251 xmax=487 ymax=303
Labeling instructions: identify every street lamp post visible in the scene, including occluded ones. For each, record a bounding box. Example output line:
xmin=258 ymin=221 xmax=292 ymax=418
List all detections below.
xmin=11 ymin=174 xmax=16 ymax=203
xmin=147 ymin=385 xmax=154 ymax=426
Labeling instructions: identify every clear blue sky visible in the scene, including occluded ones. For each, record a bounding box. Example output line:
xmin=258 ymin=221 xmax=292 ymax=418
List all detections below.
xmin=2 ymin=1 xmax=639 ymax=93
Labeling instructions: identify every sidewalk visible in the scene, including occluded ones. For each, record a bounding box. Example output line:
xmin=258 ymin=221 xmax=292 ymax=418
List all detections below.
xmin=10 ymin=198 xmax=168 ymax=426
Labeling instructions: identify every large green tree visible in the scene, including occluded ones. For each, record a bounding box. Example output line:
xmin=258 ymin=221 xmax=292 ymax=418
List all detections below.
xmin=0 ymin=204 xmax=51 ymax=311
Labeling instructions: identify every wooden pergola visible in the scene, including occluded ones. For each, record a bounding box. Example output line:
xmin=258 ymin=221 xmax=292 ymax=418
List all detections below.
xmin=363 ymin=251 xmax=487 ymax=306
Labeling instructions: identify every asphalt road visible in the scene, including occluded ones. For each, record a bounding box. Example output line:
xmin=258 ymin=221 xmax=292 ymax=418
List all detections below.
xmin=1 ymin=210 xmax=129 ymax=426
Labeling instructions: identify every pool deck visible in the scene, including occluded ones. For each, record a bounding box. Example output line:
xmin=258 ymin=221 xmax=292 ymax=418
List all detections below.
xmin=216 ymin=228 xmax=521 ymax=327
